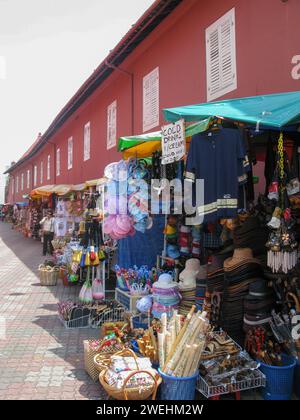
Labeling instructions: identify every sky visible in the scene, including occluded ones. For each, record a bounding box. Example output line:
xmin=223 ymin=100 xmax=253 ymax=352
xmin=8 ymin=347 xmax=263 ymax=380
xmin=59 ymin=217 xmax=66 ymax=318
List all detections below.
xmin=0 ymin=0 xmax=154 ymax=202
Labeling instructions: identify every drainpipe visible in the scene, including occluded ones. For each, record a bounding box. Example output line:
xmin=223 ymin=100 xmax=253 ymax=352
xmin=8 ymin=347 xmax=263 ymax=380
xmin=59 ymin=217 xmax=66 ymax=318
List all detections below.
xmin=105 ymin=60 xmax=135 ymax=136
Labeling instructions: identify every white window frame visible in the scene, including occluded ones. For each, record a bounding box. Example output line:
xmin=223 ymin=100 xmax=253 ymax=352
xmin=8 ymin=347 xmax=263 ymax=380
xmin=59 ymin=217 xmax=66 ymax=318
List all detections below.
xmin=56 ymin=149 xmax=61 ymax=177
xmin=12 ymin=178 xmax=14 ymax=195
xmin=21 ymin=173 xmax=24 ymax=191
xmin=40 ymin=161 xmax=43 ymax=184
xmin=107 ymin=101 xmax=117 ymax=150
xmin=68 ymin=137 xmax=73 ymax=170
xmin=143 ymin=67 xmax=160 ymax=132
xmin=16 ymin=176 xmax=19 ymax=193
xmin=33 ymin=165 xmax=37 ymax=186
xmin=83 ymin=122 xmax=91 ymax=161
xmin=27 ymin=170 xmax=30 ymax=189
xmin=47 ymin=155 xmax=51 ymax=181
xmin=206 ymin=8 xmax=237 ymax=102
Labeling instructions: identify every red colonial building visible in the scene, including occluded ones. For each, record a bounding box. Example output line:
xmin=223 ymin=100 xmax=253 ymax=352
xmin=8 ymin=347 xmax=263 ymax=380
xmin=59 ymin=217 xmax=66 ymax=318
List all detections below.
xmin=6 ymin=0 xmax=300 ymax=203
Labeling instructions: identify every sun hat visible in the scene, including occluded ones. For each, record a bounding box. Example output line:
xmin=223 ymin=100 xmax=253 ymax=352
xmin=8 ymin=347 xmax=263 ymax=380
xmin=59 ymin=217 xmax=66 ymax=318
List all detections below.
xmin=153 ymin=273 xmax=178 ymax=289
xmin=103 ymin=215 xmax=116 ymax=234
xmin=115 ymin=215 xmax=133 ymax=235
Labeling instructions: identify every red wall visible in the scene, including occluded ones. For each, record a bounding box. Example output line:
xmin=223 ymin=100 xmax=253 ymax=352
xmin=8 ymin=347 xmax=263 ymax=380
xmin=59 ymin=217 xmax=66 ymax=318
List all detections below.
xmin=8 ymin=0 xmax=300 ymax=203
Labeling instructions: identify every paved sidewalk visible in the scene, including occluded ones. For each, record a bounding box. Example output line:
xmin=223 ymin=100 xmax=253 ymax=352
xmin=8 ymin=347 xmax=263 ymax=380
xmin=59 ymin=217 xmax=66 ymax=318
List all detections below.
xmin=0 ymin=222 xmax=106 ymax=400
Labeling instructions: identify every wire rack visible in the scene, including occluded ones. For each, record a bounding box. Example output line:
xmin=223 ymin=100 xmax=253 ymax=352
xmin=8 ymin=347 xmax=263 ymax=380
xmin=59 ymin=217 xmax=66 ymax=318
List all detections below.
xmin=89 ymin=306 xmax=125 ymax=329
xmin=197 ymin=350 xmax=266 ymax=399
xmin=197 ymin=370 xmax=266 ymax=398
xmin=58 ymin=306 xmax=125 ymax=329
xmin=58 ymin=314 xmax=91 ymax=329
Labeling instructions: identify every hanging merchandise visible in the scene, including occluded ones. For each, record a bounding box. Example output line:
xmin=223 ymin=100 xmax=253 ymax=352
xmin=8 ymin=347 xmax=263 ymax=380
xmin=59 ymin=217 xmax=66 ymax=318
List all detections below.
xmin=79 ymin=273 xmax=93 ymax=305
xmin=92 ymin=278 xmax=104 ymax=301
xmin=266 ymin=133 xmax=299 ymax=274
xmin=185 ymin=125 xmax=250 ymax=223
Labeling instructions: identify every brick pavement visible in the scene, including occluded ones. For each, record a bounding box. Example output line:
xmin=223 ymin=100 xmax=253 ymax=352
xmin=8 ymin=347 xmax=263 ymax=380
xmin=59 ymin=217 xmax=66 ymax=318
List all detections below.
xmin=0 ymin=222 xmax=106 ymax=400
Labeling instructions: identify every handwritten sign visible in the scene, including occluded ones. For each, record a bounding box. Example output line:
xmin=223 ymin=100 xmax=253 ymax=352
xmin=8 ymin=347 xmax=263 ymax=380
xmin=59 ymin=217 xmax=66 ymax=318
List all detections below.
xmin=161 ymin=119 xmax=186 ymax=165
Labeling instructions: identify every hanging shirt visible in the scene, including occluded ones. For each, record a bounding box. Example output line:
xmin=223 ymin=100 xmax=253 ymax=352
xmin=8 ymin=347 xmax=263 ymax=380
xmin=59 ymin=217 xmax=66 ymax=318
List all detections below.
xmin=185 ymin=128 xmax=248 ymax=223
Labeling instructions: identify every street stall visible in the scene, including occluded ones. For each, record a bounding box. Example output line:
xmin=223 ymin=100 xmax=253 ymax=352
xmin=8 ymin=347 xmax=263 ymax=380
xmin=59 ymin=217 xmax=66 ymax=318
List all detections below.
xmin=83 ymin=91 xmax=300 ymax=401
xmin=9 ymin=91 xmax=300 ymax=401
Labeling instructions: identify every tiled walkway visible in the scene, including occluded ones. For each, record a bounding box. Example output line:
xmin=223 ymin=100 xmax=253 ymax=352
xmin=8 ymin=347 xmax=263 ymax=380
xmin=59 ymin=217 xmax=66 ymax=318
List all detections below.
xmin=0 ymin=222 xmax=105 ymax=400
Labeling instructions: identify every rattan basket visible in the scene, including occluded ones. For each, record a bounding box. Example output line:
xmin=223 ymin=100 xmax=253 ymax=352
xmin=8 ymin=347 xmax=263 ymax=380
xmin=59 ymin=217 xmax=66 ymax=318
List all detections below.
xmin=99 ymin=349 xmax=161 ymax=400
xmin=94 ymin=353 xmax=115 ymax=373
xmin=38 ymin=265 xmax=59 ymax=286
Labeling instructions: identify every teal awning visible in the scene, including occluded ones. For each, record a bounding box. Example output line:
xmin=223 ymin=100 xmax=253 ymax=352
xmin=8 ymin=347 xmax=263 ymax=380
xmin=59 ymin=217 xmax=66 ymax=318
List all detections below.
xmin=163 ymin=91 xmax=300 ymax=128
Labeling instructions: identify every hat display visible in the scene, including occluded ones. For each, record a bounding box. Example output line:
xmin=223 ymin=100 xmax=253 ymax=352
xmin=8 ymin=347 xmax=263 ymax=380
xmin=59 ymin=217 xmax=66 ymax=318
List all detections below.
xmin=224 ymin=248 xmax=261 ymax=271
xmin=152 ymin=273 xmax=181 ymax=319
xmin=218 ymin=258 xmax=263 ymax=343
xmin=243 ymin=278 xmax=275 ymax=334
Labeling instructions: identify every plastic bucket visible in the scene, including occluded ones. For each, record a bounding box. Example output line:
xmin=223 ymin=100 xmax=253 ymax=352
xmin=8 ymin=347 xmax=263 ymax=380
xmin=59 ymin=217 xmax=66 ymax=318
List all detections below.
xmin=158 ymin=369 xmax=198 ymax=401
xmin=259 ymin=354 xmax=296 ymax=400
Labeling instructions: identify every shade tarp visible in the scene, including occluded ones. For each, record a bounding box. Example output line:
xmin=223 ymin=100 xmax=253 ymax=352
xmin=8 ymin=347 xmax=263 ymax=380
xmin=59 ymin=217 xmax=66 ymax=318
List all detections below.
xmin=118 ymin=119 xmax=212 ymax=158
xmin=163 ymin=91 xmax=300 ymax=128
xmin=30 ymin=185 xmax=73 ymax=197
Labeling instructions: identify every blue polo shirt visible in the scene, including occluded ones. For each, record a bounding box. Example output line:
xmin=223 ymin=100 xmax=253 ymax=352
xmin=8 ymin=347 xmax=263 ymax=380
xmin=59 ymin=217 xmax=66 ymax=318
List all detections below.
xmin=185 ymin=128 xmax=248 ymax=222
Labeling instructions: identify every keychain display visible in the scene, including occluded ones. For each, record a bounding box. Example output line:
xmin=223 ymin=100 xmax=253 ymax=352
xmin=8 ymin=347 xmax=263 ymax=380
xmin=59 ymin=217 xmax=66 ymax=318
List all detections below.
xmin=266 ymin=133 xmax=299 ymax=274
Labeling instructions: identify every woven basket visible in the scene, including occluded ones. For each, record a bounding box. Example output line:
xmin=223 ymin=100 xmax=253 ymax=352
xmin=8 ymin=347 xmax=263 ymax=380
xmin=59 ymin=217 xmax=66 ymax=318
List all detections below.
xmin=38 ymin=265 xmax=59 ymax=286
xmin=94 ymin=353 xmax=114 ymax=373
xmin=99 ymin=349 xmax=161 ymax=400
xmin=84 ymin=340 xmax=102 ymax=382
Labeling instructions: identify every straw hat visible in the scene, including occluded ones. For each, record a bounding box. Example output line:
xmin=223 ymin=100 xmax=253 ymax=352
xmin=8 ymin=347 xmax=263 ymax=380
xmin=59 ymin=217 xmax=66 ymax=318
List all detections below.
xmin=224 ymin=248 xmax=261 ymax=271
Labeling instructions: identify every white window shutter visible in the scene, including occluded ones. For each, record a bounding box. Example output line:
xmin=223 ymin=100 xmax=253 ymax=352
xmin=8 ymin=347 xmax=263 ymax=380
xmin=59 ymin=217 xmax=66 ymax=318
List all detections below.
xmin=84 ymin=122 xmax=90 ymax=161
xmin=68 ymin=137 xmax=73 ymax=169
xmin=206 ymin=8 xmax=237 ymax=101
xmin=47 ymin=155 xmax=51 ymax=180
xmin=107 ymin=101 xmax=117 ymax=150
xmin=40 ymin=161 xmax=43 ymax=184
xmin=56 ymin=149 xmax=60 ymax=176
xmin=143 ymin=67 xmax=159 ymax=132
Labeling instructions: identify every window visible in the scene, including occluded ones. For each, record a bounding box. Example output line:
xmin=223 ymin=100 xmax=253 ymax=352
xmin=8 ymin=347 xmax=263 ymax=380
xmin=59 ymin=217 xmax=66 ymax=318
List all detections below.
xmin=40 ymin=161 xmax=44 ymax=184
xmin=107 ymin=101 xmax=117 ymax=150
xmin=33 ymin=165 xmax=37 ymax=186
xmin=56 ymin=149 xmax=61 ymax=177
xmin=68 ymin=137 xmax=73 ymax=170
xmin=21 ymin=173 xmax=24 ymax=191
xmin=83 ymin=122 xmax=90 ymax=161
xmin=47 ymin=155 xmax=51 ymax=180
xmin=206 ymin=8 xmax=237 ymax=101
xmin=27 ymin=169 xmax=30 ymax=189
xmin=16 ymin=176 xmax=19 ymax=193
xmin=12 ymin=178 xmax=14 ymax=195
xmin=143 ymin=67 xmax=159 ymax=132
xmin=26 ymin=169 xmax=30 ymax=188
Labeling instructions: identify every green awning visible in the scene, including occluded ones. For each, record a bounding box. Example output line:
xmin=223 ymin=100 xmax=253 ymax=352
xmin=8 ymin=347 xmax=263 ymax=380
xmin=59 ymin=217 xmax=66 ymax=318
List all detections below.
xmin=118 ymin=119 xmax=212 ymax=153
xmin=163 ymin=91 xmax=300 ymax=128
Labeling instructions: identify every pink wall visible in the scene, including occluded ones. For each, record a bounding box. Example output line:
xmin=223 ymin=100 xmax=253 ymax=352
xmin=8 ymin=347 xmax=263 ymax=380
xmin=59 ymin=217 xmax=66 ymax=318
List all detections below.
xmin=8 ymin=0 xmax=300 ymax=203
